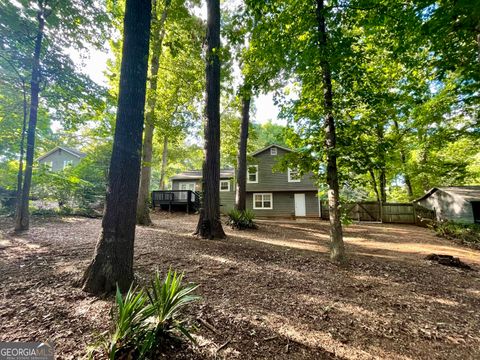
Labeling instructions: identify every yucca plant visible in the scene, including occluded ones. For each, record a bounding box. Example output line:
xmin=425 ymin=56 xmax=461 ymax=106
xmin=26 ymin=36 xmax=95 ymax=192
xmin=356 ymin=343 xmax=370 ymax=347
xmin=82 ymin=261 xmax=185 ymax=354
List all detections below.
xmin=108 ymin=285 xmax=150 ymax=359
xmin=87 ymin=270 xmax=200 ymax=359
xmin=144 ymin=270 xmax=200 ymax=344
xmin=226 ymin=209 xmax=257 ymax=230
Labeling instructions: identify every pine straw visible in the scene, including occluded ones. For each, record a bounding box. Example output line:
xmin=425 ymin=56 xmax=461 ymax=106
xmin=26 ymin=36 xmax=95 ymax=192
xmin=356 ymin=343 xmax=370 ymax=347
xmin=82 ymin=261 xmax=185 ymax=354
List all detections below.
xmin=0 ymin=212 xmax=479 ymax=359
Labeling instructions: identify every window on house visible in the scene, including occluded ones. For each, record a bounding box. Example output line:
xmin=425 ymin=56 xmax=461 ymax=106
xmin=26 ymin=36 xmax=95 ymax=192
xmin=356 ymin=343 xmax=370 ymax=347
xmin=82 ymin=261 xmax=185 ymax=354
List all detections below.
xmin=288 ymin=167 xmax=301 ymax=182
xmin=247 ymin=165 xmax=258 ymax=183
xmin=220 ymin=180 xmax=230 ymax=192
xmin=270 ymin=147 xmax=277 ymax=155
xmin=44 ymin=161 xmax=53 ymax=171
xmin=63 ymin=160 xmax=73 ymax=170
xmin=253 ymin=193 xmax=273 ymax=209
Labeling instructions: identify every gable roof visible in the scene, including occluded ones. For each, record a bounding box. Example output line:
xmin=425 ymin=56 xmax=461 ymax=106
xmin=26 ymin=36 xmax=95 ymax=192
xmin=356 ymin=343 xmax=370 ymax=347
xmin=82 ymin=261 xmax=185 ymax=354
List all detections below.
xmin=170 ymin=144 xmax=294 ymax=180
xmin=251 ymin=144 xmax=292 ymax=157
xmin=414 ymin=186 xmax=480 ymax=203
xmin=36 ymin=146 xmax=86 ymax=161
xmin=171 ymin=169 xmax=235 ymax=180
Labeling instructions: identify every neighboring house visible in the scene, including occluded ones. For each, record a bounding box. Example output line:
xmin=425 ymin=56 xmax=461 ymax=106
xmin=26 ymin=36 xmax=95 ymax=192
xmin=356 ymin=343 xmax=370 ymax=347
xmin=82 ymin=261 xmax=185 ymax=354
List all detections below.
xmin=414 ymin=186 xmax=480 ymax=224
xmin=169 ymin=145 xmax=321 ymax=218
xmin=37 ymin=146 xmax=86 ymax=172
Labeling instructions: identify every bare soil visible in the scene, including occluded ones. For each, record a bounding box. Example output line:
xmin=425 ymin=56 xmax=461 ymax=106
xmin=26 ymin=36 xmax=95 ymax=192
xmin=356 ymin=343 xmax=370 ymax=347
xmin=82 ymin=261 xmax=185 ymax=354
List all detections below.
xmin=1 ymin=212 xmax=479 ymax=359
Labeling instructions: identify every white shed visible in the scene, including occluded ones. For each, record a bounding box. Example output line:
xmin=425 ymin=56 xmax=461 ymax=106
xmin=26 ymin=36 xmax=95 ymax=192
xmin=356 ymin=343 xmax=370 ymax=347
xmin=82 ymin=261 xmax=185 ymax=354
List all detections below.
xmin=414 ymin=186 xmax=480 ymax=224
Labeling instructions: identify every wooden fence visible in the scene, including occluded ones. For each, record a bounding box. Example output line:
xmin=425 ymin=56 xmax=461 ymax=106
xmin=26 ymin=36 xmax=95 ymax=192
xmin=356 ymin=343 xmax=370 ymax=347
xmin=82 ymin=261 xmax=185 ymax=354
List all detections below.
xmin=320 ymin=201 xmax=436 ymax=226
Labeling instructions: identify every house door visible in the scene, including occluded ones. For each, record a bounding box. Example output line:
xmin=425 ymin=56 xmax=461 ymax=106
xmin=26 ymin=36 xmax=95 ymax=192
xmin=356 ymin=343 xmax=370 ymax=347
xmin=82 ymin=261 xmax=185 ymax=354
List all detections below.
xmin=179 ymin=183 xmax=195 ymax=200
xmin=294 ymin=193 xmax=306 ymax=217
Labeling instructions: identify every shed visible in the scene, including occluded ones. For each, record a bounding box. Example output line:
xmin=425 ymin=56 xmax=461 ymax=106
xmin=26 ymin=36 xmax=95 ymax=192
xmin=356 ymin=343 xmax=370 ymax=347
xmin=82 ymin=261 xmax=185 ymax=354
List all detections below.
xmin=413 ymin=186 xmax=480 ymax=224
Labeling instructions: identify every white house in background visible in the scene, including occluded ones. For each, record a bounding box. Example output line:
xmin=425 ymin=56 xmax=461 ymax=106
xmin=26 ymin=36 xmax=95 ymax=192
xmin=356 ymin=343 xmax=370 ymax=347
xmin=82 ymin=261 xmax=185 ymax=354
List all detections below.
xmin=414 ymin=186 xmax=480 ymax=224
xmin=36 ymin=146 xmax=86 ymax=172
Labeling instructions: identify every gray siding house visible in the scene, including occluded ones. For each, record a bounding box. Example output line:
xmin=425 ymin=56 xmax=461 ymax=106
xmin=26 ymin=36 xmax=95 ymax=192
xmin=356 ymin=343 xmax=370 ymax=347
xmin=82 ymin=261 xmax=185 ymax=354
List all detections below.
xmin=37 ymin=146 xmax=86 ymax=172
xmin=414 ymin=186 xmax=480 ymax=224
xmin=170 ymin=145 xmax=321 ymax=218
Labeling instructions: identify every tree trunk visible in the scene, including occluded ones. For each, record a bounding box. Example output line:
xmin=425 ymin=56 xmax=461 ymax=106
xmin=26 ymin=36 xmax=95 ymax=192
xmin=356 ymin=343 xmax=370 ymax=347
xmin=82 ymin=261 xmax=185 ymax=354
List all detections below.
xmin=81 ymin=0 xmax=151 ymax=295
xmin=15 ymin=80 xmax=28 ymax=214
xmin=393 ymin=120 xmax=414 ymax=199
xmin=368 ymin=169 xmax=380 ymax=203
xmin=195 ymin=0 xmax=225 ymax=239
xmin=159 ymin=135 xmax=168 ymax=190
xmin=235 ymin=87 xmax=251 ymax=211
xmin=376 ymin=124 xmax=387 ymax=203
xmin=137 ymin=0 xmax=170 ymax=225
xmin=315 ymin=0 xmax=345 ymax=262
xmin=14 ymin=8 xmax=45 ymax=232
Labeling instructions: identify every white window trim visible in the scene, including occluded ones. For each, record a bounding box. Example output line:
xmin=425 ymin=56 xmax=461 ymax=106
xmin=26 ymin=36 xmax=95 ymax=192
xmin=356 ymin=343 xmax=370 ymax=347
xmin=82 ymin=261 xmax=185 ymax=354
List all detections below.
xmin=247 ymin=165 xmax=259 ymax=183
xmin=220 ymin=180 xmax=230 ymax=192
xmin=44 ymin=161 xmax=53 ymax=170
xmin=270 ymin=147 xmax=277 ymax=155
xmin=63 ymin=160 xmax=73 ymax=169
xmin=253 ymin=193 xmax=273 ymax=210
xmin=288 ymin=168 xmax=301 ymax=182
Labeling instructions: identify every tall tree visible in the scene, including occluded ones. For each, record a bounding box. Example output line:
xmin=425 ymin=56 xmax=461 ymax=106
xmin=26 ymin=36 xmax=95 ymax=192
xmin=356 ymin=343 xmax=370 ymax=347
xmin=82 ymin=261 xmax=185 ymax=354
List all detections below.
xmin=1 ymin=0 xmax=107 ymax=231
xmin=14 ymin=1 xmax=45 ymax=231
xmin=315 ymin=0 xmax=344 ymax=261
xmin=81 ymin=0 xmax=151 ymax=294
xmin=137 ymin=0 xmax=170 ymax=225
xmin=195 ymin=0 xmax=225 ymax=239
xmin=235 ymin=85 xmax=251 ymax=211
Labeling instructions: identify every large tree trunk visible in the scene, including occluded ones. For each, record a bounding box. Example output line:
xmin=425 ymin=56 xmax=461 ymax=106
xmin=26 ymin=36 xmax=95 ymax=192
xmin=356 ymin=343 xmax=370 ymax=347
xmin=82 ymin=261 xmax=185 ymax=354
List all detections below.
xmin=315 ymin=0 xmax=345 ymax=262
xmin=195 ymin=0 xmax=225 ymax=239
xmin=15 ymin=81 xmax=28 ymax=213
xmin=137 ymin=0 xmax=170 ymax=225
xmin=14 ymin=8 xmax=45 ymax=232
xmin=235 ymin=86 xmax=251 ymax=211
xmin=159 ymin=135 xmax=168 ymax=190
xmin=81 ymin=0 xmax=151 ymax=295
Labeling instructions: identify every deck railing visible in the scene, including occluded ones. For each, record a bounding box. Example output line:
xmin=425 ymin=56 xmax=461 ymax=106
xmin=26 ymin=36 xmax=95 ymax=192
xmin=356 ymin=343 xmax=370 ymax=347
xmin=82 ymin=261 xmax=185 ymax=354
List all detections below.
xmin=151 ymin=190 xmax=200 ymax=212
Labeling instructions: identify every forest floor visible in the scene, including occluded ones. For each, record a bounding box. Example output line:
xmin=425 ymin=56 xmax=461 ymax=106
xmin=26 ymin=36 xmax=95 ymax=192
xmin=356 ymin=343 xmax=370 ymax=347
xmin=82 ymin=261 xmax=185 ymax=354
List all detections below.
xmin=1 ymin=212 xmax=479 ymax=360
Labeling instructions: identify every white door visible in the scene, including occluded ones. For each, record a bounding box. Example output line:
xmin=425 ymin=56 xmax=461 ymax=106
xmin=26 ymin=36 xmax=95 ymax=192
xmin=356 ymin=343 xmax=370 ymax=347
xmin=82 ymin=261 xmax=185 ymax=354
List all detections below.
xmin=294 ymin=193 xmax=306 ymax=217
xmin=179 ymin=183 xmax=195 ymax=200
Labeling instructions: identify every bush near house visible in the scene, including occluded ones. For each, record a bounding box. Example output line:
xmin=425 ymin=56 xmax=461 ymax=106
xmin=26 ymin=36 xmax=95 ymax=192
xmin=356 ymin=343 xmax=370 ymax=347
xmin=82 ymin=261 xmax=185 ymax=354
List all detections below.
xmin=226 ymin=209 xmax=258 ymax=230
xmin=431 ymin=221 xmax=480 ymax=248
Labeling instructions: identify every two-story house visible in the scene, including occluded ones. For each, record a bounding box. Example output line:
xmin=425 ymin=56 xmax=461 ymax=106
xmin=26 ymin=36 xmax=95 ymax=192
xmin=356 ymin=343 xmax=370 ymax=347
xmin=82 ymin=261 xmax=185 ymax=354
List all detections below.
xmin=167 ymin=145 xmax=320 ymax=218
xmin=37 ymin=146 xmax=86 ymax=171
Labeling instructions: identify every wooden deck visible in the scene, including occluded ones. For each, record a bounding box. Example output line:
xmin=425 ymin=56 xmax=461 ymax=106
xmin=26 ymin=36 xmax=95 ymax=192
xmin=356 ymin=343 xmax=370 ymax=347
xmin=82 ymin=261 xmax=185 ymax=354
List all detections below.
xmin=151 ymin=190 xmax=200 ymax=213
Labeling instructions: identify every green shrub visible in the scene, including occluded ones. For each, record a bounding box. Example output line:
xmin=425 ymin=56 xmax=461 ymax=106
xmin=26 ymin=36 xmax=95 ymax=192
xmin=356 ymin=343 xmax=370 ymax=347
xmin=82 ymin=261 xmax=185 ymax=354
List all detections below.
xmin=88 ymin=270 xmax=200 ymax=359
xmin=144 ymin=270 xmax=200 ymax=344
xmin=226 ymin=209 xmax=258 ymax=230
xmin=430 ymin=220 xmax=480 ymax=248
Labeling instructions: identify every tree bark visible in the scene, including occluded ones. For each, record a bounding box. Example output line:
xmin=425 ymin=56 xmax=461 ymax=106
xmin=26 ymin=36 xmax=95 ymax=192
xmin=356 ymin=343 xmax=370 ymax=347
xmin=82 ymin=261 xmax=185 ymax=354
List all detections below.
xmin=159 ymin=135 xmax=168 ymax=190
xmin=14 ymin=7 xmax=45 ymax=232
xmin=15 ymin=80 xmax=28 ymax=215
xmin=315 ymin=0 xmax=345 ymax=262
xmin=393 ymin=120 xmax=414 ymax=199
xmin=376 ymin=124 xmax=387 ymax=203
xmin=195 ymin=0 xmax=225 ymax=239
xmin=235 ymin=86 xmax=251 ymax=211
xmin=137 ymin=0 xmax=170 ymax=225
xmin=81 ymin=0 xmax=152 ymax=295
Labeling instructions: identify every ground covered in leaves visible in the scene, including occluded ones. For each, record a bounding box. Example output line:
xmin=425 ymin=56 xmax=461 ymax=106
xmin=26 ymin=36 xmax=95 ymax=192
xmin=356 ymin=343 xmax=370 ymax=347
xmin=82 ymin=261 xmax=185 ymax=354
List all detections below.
xmin=1 ymin=212 xmax=479 ymax=359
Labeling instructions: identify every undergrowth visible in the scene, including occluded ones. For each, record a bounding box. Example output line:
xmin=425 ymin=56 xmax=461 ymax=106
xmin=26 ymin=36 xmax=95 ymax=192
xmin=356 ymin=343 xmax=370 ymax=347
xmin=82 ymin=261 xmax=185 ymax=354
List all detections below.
xmin=226 ymin=209 xmax=257 ymax=230
xmin=87 ymin=269 xmax=200 ymax=359
xmin=430 ymin=221 xmax=480 ymax=248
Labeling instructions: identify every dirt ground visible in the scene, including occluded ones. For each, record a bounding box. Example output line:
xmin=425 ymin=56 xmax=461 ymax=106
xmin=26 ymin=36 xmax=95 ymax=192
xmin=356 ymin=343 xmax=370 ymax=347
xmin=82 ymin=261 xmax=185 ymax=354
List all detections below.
xmin=1 ymin=212 xmax=479 ymax=360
